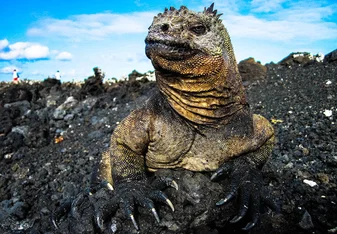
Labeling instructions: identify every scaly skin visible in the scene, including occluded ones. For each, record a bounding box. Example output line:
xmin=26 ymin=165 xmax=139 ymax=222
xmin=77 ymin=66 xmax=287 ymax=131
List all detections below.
xmin=98 ymin=3 xmax=274 ymax=181
xmin=54 ymin=4 xmax=276 ymax=232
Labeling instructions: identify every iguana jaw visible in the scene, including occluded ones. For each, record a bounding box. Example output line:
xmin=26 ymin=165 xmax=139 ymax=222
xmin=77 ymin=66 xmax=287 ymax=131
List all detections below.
xmin=145 ymin=34 xmax=217 ymax=77
xmin=145 ymin=38 xmax=200 ymax=61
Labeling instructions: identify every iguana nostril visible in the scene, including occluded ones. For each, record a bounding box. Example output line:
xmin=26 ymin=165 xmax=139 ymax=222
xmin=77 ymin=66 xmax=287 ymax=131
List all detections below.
xmin=161 ymin=24 xmax=169 ymax=32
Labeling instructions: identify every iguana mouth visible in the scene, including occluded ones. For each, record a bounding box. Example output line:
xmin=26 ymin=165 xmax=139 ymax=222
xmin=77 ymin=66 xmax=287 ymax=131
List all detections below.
xmin=145 ymin=39 xmax=198 ymax=60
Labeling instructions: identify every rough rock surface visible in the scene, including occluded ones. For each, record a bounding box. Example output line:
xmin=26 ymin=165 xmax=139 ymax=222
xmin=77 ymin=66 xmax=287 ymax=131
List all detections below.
xmin=278 ymin=52 xmax=324 ymax=66
xmin=238 ymin=57 xmax=267 ymax=83
xmin=324 ymin=49 xmax=337 ymax=63
xmin=0 ymin=61 xmax=336 ymax=234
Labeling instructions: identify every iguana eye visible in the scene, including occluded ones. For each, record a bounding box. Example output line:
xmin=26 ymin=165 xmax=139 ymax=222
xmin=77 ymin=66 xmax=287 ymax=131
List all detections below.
xmin=190 ymin=25 xmax=207 ymax=35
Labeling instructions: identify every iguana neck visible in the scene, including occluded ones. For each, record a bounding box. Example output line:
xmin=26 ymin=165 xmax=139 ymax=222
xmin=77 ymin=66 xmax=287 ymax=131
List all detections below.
xmin=156 ymin=66 xmax=248 ymax=126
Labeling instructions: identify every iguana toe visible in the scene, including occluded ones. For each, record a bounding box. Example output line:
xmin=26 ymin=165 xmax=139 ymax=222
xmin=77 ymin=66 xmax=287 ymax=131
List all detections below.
xmin=150 ymin=190 xmax=175 ymax=211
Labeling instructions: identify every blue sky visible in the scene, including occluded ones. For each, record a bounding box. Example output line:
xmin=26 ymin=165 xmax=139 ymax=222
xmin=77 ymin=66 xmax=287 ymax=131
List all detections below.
xmin=1 ymin=0 xmax=336 ymax=82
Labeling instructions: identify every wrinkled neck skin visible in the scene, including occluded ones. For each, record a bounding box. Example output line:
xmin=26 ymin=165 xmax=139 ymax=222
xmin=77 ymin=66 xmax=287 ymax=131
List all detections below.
xmin=153 ymin=54 xmax=248 ymax=127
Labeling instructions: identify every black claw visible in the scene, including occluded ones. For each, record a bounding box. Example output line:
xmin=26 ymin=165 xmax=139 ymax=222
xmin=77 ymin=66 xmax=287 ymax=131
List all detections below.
xmin=231 ymin=204 xmax=249 ymax=223
xmin=96 ymin=212 xmax=104 ymax=231
xmin=127 ymin=210 xmax=139 ymax=230
xmin=129 ymin=214 xmax=139 ymax=230
xmin=230 ymin=215 xmax=244 ymax=223
xmin=233 ymin=181 xmax=251 ymax=222
xmin=120 ymin=196 xmax=138 ymax=229
xmin=210 ymin=170 xmax=222 ymax=181
xmin=242 ymin=222 xmax=256 ymax=231
xmin=170 ymin=180 xmax=179 ymax=190
xmin=211 ymin=161 xmax=233 ymax=181
xmin=216 ymin=191 xmax=235 ymax=206
xmin=150 ymin=190 xmax=175 ymax=211
xmin=151 ymin=208 xmax=160 ymax=223
xmin=213 ymin=160 xmax=276 ymax=231
xmin=140 ymin=198 xmax=161 ymax=223
xmin=250 ymin=190 xmax=260 ymax=225
xmin=152 ymin=176 xmax=179 ymax=190
xmin=101 ymin=180 xmax=114 ymax=191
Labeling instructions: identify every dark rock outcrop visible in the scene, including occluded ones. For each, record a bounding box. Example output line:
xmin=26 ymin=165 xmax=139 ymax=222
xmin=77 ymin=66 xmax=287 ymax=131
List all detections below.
xmin=128 ymin=69 xmax=145 ymax=82
xmin=278 ymin=52 xmax=323 ymax=66
xmin=78 ymin=67 xmax=105 ymax=98
xmin=324 ymin=49 xmax=337 ymax=63
xmin=238 ymin=57 xmax=267 ymax=83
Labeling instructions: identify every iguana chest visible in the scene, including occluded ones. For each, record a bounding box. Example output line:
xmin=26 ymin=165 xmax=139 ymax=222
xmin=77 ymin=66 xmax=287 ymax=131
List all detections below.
xmin=145 ymin=111 xmax=268 ymax=172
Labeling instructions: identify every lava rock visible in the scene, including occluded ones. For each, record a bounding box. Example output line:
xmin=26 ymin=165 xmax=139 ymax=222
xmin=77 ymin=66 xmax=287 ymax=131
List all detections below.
xmin=298 ymin=210 xmax=314 ymax=230
xmin=278 ymin=52 xmax=323 ymax=66
xmin=324 ymin=48 xmax=337 ymax=63
xmin=238 ymin=57 xmax=267 ymax=82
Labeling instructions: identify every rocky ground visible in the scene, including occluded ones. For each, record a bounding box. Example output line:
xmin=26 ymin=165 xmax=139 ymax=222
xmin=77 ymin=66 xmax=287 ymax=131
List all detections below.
xmin=0 ymin=61 xmax=336 ymax=234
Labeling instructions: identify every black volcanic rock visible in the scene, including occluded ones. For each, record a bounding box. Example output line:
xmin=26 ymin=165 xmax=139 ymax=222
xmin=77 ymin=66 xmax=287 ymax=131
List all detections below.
xmin=324 ymin=48 xmax=337 ymax=63
xmin=238 ymin=57 xmax=267 ymax=83
xmin=278 ymin=52 xmax=323 ymax=66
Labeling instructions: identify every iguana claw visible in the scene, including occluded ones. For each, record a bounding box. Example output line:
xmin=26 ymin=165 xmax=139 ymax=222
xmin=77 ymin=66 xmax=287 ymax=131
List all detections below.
xmin=114 ymin=176 xmax=177 ymax=230
xmin=212 ymin=159 xmax=278 ymax=231
xmin=130 ymin=214 xmax=139 ymax=230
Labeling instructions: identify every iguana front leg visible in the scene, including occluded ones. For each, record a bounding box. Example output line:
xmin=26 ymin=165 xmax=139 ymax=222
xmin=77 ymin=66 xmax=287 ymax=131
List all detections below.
xmin=92 ymin=109 xmax=177 ymax=231
xmin=211 ymin=136 xmax=279 ymax=230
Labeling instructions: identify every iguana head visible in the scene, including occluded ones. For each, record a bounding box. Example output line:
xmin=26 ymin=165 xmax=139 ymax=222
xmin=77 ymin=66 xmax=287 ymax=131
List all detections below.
xmin=145 ymin=3 xmax=238 ymax=76
xmin=145 ymin=4 xmax=247 ymax=126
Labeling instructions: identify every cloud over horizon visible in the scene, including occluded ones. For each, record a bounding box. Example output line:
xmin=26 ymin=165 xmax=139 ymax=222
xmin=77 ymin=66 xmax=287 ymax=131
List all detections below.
xmin=0 ymin=39 xmax=50 ymax=61
xmin=25 ymin=1 xmax=337 ymax=44
xmin=213 ymin=0 xmax=337 ymax=42
xmin=0 ymin=39 xmax=9 ymax=50
xmin=27 ymin=12 xmax=155 ymax=40
xmin=0 ymin=65 xmax=20 ymax=74
xmin=56 ymin=51 xmax=73 ymax=61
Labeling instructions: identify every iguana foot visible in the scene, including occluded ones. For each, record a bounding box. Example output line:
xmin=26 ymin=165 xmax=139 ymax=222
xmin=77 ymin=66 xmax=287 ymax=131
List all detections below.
xmin=112 ymin=176 xmax=178 ymax=230
xmin=51 ymin=180 xmax=113 ymax=230
xmin=52 ymin=177 xmax=177 ymax=232
xmin=211 ymin=160 xmax=279 ymax=231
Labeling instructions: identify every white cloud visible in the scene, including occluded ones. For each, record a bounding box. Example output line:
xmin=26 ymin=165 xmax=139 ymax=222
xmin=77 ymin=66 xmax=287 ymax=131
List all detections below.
xmin=211 ymin=0 xmax=337 ymax=42
xmin=0 ymin=39 xmax=9 ymax=50
xmin=0 ymin=41 xmax=50 ymax=60
xmin=24 ymin=44 xmax=50 ymax=59
xmin=56 ymin=51 xmax=72 ymax=61
xmin=27 ymin=12 xmax=155 ymax=40
xmin=225 ymin=15 xmax=337 ymax=42
xmin=251 ymin=0 xmax=287 ymax=12
xmin=25 ymin=2 xmax=337 ymax=44
xmin=273 ymin=4 xmax=336 ymax=22
xmin=1 ymin=66 xmax=20 ymax=74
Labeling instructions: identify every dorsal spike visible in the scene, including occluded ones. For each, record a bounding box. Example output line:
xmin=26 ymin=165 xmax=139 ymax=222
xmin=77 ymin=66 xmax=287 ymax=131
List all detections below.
xmin=164 ymin=7 xmax=168 ymax=12
xmin=206 ymin=3 xmax=214 ymax=14
xmin=170 ymin=6 xmax=176 ymax=11
xmin=204 ymin=3 xmax=220 ymax=17
xmin=179 ymin=6 xmax=187 ymax=11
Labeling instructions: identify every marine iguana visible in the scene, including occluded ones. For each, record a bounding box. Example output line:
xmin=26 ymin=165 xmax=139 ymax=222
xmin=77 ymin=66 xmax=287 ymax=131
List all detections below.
xmin=53 ymin=3 xmax=276 ymax=232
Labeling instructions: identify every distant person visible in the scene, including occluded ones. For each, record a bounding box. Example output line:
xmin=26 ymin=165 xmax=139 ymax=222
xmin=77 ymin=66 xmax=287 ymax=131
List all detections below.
xmin=12 ymin=69 xmax=20 ymax=84
xmin=55 ymin=70 xmax=61 ymax=80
